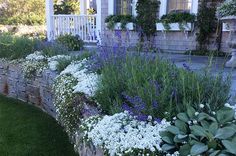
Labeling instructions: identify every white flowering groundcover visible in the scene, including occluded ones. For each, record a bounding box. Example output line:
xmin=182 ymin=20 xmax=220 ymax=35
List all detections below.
xmin=19 ymin=51 xmax=236 ymax=156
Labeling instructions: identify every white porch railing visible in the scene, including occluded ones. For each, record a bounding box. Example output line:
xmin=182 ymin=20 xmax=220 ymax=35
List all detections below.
xmin=52 ymin=14 xmax=97 ymax=43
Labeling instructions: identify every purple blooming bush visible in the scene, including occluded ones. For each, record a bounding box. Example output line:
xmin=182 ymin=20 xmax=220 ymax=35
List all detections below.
xmin=93 ymin=50 xmax=231 ymax=120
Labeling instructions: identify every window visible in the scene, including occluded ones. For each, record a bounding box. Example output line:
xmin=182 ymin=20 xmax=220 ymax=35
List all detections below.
xmin=167 ymin=0 xmax=192 ymax=13
xmin=114 ymin=0 xmax=132 ymax=15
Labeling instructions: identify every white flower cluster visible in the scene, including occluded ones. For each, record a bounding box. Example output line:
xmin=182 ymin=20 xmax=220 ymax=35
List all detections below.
xmin=81 ymin=112 xmax=170 ymax=156
xmin=52 ymin=74 xmax=79 ymax=134
xmin=25 ymin=51 xmax=46 ymax=61
xmin=60 ymin=59 xmax=99 ymax=97
xmin=47 ymin=55 xmax=71 ymax=71
xmin=216 ymin=0 xmax=236 ymax=18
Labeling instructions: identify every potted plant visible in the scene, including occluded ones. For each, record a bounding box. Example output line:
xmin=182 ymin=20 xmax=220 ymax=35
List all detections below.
xmin=156 ymin=12 xmax=195 ymax=32
xmin=217 ymin=0 xmax=236 ymax=68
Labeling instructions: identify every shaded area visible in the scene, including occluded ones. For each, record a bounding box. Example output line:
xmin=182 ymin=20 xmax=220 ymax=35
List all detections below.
xmin=0 ymin=95 xmax=78 ymax=156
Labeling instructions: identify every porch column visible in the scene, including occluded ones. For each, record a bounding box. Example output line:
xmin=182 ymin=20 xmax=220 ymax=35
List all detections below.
xmin=80 ymin=0 xmax=87 ymax=15
xmin=96 ymin=0 xmax=102 ymax=44
xmin=46 ymin=0 xmax=54 ymax=41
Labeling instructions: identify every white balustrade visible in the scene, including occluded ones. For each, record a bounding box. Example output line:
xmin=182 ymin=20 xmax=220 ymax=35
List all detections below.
xmin=52 ymin=15 xmax=97 ymax=43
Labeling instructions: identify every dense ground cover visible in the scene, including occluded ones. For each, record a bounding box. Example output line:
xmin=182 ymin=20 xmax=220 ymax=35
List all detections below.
xmin=0 ymin=95 xmax=78 ymax=156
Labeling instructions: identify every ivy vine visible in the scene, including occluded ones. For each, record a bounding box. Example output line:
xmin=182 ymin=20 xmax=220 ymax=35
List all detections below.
xmin=136 ymin=0 xmax=159 ymax=40
xmin=196 ymin=0 xmax=217 ymax=50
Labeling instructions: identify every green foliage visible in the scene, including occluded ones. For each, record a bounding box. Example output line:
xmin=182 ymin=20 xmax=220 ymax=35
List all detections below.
xmin=22 ymin=60 xmax=48 ymax=78
xmin=158 ymin=12 xmax=195 ymax=31
xmin=54 ymin=0 xmax=80 ymax=15
xmin=159 ymin=12 xmax=196 ymax=23
xmin=95 ymin=54 xmax=231 ymax=120
xmin=38 ymin=42 xmax=69 ymax=57
xmin=196 ymin=1 xmax=217 ymax=50
xmin=56 ymin=34 xmax=84 ymax=51
xmin=136 ymin=0 xmax=159 ymax=39
xmin=0 ymin=33 xmax=39 ymax=59
xmin=161 ymin=106 xmax=236 ymax=156
xmin=217 ymin=0 xmax=236 ymax=18
xmin=0 ymin=0 xmax=45 ymax=25
xmin=105 ymin=15 xmax=135 ymax=30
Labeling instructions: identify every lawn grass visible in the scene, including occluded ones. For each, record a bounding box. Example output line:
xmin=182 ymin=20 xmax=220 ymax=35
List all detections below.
xmin=0 ymin=95 xmax=78 ymax=156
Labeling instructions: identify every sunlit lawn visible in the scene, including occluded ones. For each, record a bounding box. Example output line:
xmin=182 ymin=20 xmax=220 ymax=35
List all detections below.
xmin=0 ymin=95 xmax=78 ymax=156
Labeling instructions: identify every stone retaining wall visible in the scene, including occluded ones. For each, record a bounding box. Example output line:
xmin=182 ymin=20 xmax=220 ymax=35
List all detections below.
xmin=0 ymin=60 xmax=57 ymax=117
xmin=0 ymin=60 xmax=103 ymax=156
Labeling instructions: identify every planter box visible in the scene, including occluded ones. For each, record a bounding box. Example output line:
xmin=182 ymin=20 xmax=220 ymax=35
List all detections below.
xmin=106 ymin=22 xmax=134 ymax=30
xmin=222 ymin=23 xmax=230 ymax=32
xmin=156 ymin=23 xmax=192 ymax=31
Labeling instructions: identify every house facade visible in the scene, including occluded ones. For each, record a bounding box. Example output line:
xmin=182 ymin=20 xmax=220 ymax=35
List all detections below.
xmin=46 ymin=0 xmax=229 ymax=53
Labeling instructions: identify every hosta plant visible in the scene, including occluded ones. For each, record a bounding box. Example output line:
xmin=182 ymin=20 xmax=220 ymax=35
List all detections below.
xmin=160 ymin=105 xmax=236 ymax=156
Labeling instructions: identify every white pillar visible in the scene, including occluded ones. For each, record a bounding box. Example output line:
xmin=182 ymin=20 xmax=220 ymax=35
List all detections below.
xmin=191 ymin=0 xmax=198 ymax=15
xmin=108 ymin=0 xmax=114 ymax=15
xmin=132 ymin=0 xmax=138 ymax=17
xmin=96 ymin=0 xmax=102 ymax=44
xmin=159 ymin=0 xmax=167 ymax=18
xmin=80 ymin=0 xmax=87 ymax=15
xmin=46 ymin=0 xmax=54 ymax=41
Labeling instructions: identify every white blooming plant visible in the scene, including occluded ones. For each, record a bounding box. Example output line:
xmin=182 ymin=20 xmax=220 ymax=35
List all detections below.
xmin=79 ymin=112 xmax=171 ymax=156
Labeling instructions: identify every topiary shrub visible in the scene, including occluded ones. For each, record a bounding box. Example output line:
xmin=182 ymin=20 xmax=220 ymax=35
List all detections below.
xmin=56 ymin=34 xmax=84 ymax=51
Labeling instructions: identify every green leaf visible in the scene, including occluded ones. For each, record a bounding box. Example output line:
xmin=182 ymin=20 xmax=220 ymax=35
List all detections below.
xmin=198 ymin=112 xmax=216 ymax=122
xmin=190 ymin=125 xmax=207 ymax=137
xmin=178 ymin=134 xmax=188 ymax=139
xmin=201 ymin=120 xmax=210 ymax=129
xmin=189 ymin=134 xmax=198 ymax=140
xmin=187 ymin=106 xmax=196 ymax=118
xmin=209 ymin=150 xmax=220 ymax=156
xmin=190 ymin=143 xmax=208 ymax=155
xmin=222 ymin=140 xmax=236 ymax=154
xmin=216 ymin=107 xmax=235 ymax=124
xmin=162 ymin=144 xmax=175 ymax=151
xmin=177 ymin=113 xmax=189 ymax=123
xmin=162 ymin=136 xmax=174 ymax=144
xmin=209 ymin=122 xmax=218 ymax=135
xmin=175 ymin=119 xmax=187 ymax=133
xmin=215 ymin=127 xmax=236 ymax=139
xmin=179 ymin=144 xmax=191 ymax=156
xmin=166 ymin=126 xmax=180 ymax=135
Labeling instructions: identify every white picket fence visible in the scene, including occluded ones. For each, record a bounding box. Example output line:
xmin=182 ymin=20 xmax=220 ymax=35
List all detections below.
xmin=52 ymin=14 xmax=97 ymax=43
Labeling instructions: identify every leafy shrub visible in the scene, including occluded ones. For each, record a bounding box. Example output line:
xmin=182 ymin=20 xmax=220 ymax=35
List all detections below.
xmin=105 ymin=15 xmax=135 ymax=30
xmin=196 ymin=1 xmax=217 ymax=50
xmin=136 ymin=0 xmax=159 ymax=38
xmin=0 ymin=33 xmax=38 ymax=59
xmin=93 ymin=52 xmax=231 ymax=120
xmin=161 ymin=105 xmax=236 ymax=156
xmin=54 ymin=0 xmax=80 ymax=15
xmin=217 ymin=0 xmax=236 ymax=18
xmin=56 ymin=34 xmax=84 ymax=51
xmin=0 ymin=0 xmax=45 ymax=25
xmin=36 ymin=41 xmax=69 ymax=57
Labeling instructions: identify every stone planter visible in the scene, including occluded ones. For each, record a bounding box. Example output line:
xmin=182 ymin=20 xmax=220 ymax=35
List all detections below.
xmin=221 ymin=16 xmax=236 ymax=68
